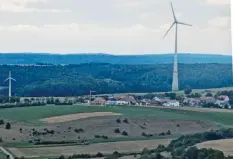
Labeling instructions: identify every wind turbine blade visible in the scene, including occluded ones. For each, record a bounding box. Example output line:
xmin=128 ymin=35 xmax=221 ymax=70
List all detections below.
xmin=11 ymin=78 xmax=16 ymax=82
xmin=170 ymin=2 xmax=176 ymax=21
xmin=163 ymin=22 xmax=175 ymax=39
xmin=178 ymin=22 xmax=192 ymax=26
xmin=4 ymin=78 xmax=9 ymax=82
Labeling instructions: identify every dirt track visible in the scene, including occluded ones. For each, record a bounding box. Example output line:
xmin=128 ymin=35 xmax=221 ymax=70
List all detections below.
xmin=196 ymin=139 xmax=233 ymax=156
xmin=9 ymin=139 xmax=172 ymax=158
xmin=40 ymin=112 xmax=121 ymax=123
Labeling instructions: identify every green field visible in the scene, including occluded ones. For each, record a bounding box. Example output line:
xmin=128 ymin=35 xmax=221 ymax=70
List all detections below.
xmin=1 ymin=105 xmax=233 ymax=126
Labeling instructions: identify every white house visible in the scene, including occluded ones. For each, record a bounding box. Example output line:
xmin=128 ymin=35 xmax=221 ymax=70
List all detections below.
xmin=116 ymin=101 xmax=129 ymax=105
xmin=163 ymin=100 xmax=180 ymax=107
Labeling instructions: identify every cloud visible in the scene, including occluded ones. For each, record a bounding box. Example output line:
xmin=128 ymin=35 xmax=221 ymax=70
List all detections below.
xmin=205 ymin=0 xmax=230 ymax=5
xmin=208 ymin=16 xmax=230 ymax=28
xmin=0 ymin=0 xmax=70 ymax=12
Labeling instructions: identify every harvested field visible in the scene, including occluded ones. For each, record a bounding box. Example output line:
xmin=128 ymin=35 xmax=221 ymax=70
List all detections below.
xmin=9 ymin=139 xmax=172 ymax=158
xmin=150 ymin=106 xmax=233 ymax=113
xmin=196 ymin=139 xmax=233 ymax=156
xmin=40 ymin=112 xmax=121 ymax=123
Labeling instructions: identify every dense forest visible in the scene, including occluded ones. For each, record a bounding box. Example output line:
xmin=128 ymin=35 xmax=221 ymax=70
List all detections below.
xmin=0 ymin=53 xmax=231 ymax=65
xmin=0 ymin=63 xmax=231 ymax=97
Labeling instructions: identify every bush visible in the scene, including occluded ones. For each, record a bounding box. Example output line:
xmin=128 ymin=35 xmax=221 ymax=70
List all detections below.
xmin=141 ymin=132 xmax=154 ymax=137
xmin=159 ymin=132 xmax=165 ymax=136
xmin=74 ymin=128 xmax=84 ymax=133
xmin=123 ymin=118 xmax=129 ymax=124
xmin=116 ymin=118 xmax=121 ymax=123
xmin=0 ymin=119 xmax=4 ymax=125
xmin=96 ymin=152 xmax=104 ymax=157
xmin=58 ymin=155 xmax=65 ymax=159
xmin=122 ymin=131 xmax=128 ymax=136
xmin=94 ymin=135 xmax=101 ymax=138
xmin=166 ymin=130 xmax=171 ymax=135
xmin=19 ymin=128 xmax=23 ymax=133
xmin=184 ymin=85 xmax=192 ymax=95
xmin=5 ymin=122 xmax=11 ymax=129
xmin=206 ymin=92 xmax=213 ymax=97
xmin=101 ymin=135 xmax=108 ymax=139
xmin=114 ymin=128 xmax=120 ymax=133
xmin=0 ymin=137 xmax=3 ymax=142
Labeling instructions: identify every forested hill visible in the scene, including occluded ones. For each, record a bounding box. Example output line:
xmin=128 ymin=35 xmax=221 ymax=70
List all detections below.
xmin=0 ymin=53 xmax=231 ymax=65
xmin=0 ymin=63 xmax=232 ymax=97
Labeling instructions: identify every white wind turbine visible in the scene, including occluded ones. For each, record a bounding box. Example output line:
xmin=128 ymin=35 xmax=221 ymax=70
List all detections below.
xmin=5 ymin=71 xmax=16 ymax=100
xmin=163 ymin=2 xmax=192 ymax=91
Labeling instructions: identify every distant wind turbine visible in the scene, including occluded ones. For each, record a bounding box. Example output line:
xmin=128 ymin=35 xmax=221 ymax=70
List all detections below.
xmin=163 ymin=2 xmax=192 ymax=91
xmin=5 ymin=71 xmax=16 ymax=100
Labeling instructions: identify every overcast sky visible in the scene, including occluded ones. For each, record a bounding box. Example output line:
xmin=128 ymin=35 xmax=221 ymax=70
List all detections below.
xmin=0 ymin=0 xmax=231 ymax=55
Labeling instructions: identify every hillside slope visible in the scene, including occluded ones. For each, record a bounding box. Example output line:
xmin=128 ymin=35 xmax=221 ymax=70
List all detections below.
xmin=0 ymin=63 xmax=231 ymax=97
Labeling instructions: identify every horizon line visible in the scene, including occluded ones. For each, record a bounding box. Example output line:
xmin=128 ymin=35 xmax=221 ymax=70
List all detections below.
xmin=0 ymin=52 xmax=231 ymax=56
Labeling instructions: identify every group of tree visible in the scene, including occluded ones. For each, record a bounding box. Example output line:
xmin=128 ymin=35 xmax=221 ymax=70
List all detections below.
xmin=0 ymin=63 xmax=231 ymax=97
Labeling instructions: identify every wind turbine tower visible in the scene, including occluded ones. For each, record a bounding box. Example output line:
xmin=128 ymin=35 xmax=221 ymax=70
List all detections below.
xmin=163 ymin=2 xmax=192 ymax=91
xmin=5 ymin=71 xmax=16 ymax=99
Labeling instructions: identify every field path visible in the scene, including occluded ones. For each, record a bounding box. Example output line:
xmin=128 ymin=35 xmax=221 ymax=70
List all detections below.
xmin=0 ymin=146 xmax=14 ymax=159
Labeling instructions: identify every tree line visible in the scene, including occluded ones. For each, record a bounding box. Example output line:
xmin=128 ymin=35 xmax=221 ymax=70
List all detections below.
xmin=0 ymin=63 xmax=231 ymax=97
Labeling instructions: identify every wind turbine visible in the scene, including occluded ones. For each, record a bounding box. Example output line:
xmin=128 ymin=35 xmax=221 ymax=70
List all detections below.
xmin=5 ymin=71 xmax=16 ymax=101
xmin=163 ymin=2 xmax=192 ymax=91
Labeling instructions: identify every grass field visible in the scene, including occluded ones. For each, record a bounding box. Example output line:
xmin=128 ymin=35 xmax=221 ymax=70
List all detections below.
xmin=1 ymin=105 xmax=233 ymax=126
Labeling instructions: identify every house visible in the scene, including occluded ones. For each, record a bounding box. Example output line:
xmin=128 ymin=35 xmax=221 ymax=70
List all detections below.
xmin=91 ymin=97 xmax=106 ymax=105
xmin=153 ymin=97 xmax=162 ymax=102
xmin=147 ymin=100 xmax=161 ymax=106
xmin=183 ymin=98 xmax=201 ymax=107
xmin=138 ymin=99 xmax=151 ymax=106
xmin=117 ymin=95 xmax=137 ymax=105
xmin=201 ymin=97 xmax=216 ymax=104
xmin=218 ymin=95 xmax=229 ymax=102
xmin=215 ymin=100 xmax=229 ymax=108
xmin=106 ymin=100 xmax=117 ymax=105
xmin=116 ymin=100 xmax=129 ymax=105
xmin=163 ymin=100 xmax=180 ymax=107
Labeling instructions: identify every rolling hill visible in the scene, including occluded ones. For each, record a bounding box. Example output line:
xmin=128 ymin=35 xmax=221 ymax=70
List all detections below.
xmin=0 ymin=53 xmax=231 ymax=65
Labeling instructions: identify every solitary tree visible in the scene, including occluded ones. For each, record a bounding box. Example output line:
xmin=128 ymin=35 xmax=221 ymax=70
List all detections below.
xmin=184 ymin=85 xmax=192 ymax=95
xmin=0 ymin=119 xmax=4 ymax=125
xmin=5 ymin=123 xmax=11 ymax=130
xmin=206 ymin=92 xmax=213 ymax=97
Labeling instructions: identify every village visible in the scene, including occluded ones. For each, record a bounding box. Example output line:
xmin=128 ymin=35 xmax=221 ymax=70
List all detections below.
xmin=5 ymin=88 xmax=229 ymax=110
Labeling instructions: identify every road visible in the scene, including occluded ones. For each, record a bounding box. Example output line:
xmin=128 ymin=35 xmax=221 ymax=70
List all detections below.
xmin=0 ymin=146 xmax=14 ymax=159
